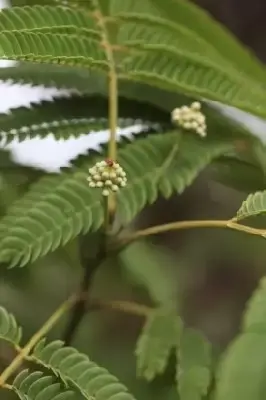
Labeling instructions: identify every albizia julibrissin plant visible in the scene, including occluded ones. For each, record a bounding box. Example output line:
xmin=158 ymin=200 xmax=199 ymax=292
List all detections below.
xmin=1 ymin=0 xmax=266 ymax=399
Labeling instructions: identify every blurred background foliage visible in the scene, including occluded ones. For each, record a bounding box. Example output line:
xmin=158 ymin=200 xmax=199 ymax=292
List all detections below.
xmin=1 ymin=0 xmax=266 ymax=399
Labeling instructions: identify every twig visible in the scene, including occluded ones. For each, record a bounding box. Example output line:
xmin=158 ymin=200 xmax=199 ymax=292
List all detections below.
xmin=118 ymin=219 xmax=266 ymax=246
xmin=87 ymin=298 xmax=151 ymax=317
xmin=63 ymin=239 xmax=106 ymax=345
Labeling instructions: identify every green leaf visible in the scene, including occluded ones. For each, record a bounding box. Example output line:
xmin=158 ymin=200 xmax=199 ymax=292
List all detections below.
xmin=0 ymin=64 xmax=109 ymax=98
xmin=116 ymin=133 xmax=235 ymax=224
xmin=115 ymin=11 xmax=227 ymax=65
xmin=135 ymin=308 xmax=182 ymax=381
xmin=214 ymin=333 xmax=266 ymax=400
xmin=118 ymin=241 xmax=177 ymax=306
xmin=0 ymin=306 xmax=22 ymax=346
xmin=0 ymin=149 xmax=46 ymax=218
xmin=151 ymin=0 xmax=266 ymax=83
xmin=0 ymin=30 xmax=107 ymax=69
xmin=10 ymin=369 xmax=84 ymax=400
xmin=0 ymin=5 xmax=100 ymax=38
xmin=31 ymin=339 xmax=137 ymax=400
xmin=121 ymin=49 xmax=266 ymax=119
xmin=177 ymin=328 xmax=212 ymax=400
xmin=111 ymin=0 xmax=266 ymax=118
xmin=0 ymin=170 xmax=103 ymax=268
xmin=0 ymin=63 xmax=96 ymax=92
xmin=5 ymin=1 xmax=266 ymax=119
xmin=10 ymin=0 xmax=58 ymax=4
xmin=214 ymin=277 xmax=266 ymax=400
xmin=242 ymin=277 xmax=266 ymax=333
xmin=0 ymin=62 xmax=259 ymax=145
xmin=0 ymin=94 xmax=169 ymax=143
xmin=234 ymin=190 xmax=266 ymax=221
xmin=0 ymin=132 xmax=234 ymax=267
xmin=211 ymin=157 xmax=266 ymax=193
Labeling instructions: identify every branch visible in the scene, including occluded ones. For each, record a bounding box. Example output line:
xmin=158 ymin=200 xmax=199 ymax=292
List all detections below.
xmin=118 ymin=219 xmax=266 ymax=246
xmin=88 ymin=298 xmax=152 ymax=317
xmin=0 ymin=295 xmax=77 ymax=386
xmin=63 ymin=239 xmax=107 ymax=345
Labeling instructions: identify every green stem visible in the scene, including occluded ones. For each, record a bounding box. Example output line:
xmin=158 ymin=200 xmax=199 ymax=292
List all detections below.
xmin=88 ymin=298 xmax=151 ymax=317
xmin=92 ymin=4 xmax=118 ymax=225
xmin=0 ymin=295 xmax=77 ymax=386
xmin=106 ymin=70 xmax=118 ymax=224
xmin=108 ymin=69 xmax=118 ymax=162
xmin=119 ymin=219 xmax=266 ymax=246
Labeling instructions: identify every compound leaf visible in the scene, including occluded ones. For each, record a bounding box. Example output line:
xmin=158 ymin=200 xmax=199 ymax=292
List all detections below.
xmin=31 ymin=339 xmax=136 ymax=400
xmin=0 ymin=306 xmax=22 ymax=346
xmin=0 ymin=94 xmax=169 ymax=143
xmin=0 ymin=132 xmax=234 ymax=267
xmin=234 ymin=191 xmax=266 ymax=221
xmin=136 ymin=308 xmax=182 ymax=381
xmin=10 ymin=369 xmax=84 ymax=400
xmin=177 ymin=328 xmax=212 ymax=400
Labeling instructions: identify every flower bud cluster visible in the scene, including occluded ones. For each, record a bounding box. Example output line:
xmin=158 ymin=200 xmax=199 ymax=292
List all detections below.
xmin=171 ymin=101 xmax=207 ymax=137
xmin=87 ymin=159 xmax=127 ymax=196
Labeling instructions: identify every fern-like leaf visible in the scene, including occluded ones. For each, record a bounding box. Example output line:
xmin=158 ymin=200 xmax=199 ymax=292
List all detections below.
xmin=0 ymin=306 xmax=22 ymax=346
xmin=0 ymin=5 xmax=100 ymax=38
xmin=112 ymin=0 xmax=266 ymax=118
xmin=0 ymin=63 xmax=96 ymax=92
xmin=0 ymin=30 xmax=107 ymax=68
xmin=9 ymin=0 xmax=266 ymax=84
xmin=0 ymin=94 xmax=168 ymax=143
xmin=116 ymin=133 xmax=235 ymax=223
xmin=30 ymin=338 xmax=136 ymax=400
xmin=121 ymin=49 xmax=266 ymax=119
xmin=135 ymin=309 xmax=182 ymax=381
xmin=234 ymin=191 xmax=266 ymax=221
xmin=4 ymin=1 xmax=266 ymax=119
xmin=10 ymin=0 xmax=57 ymax=4
xmin=151 ymin=0 xmax=266 ymax=83
xmin=0 ymin=132 xmax=235 ymax=267
xmin=10 ymin=369 xmax=84 ymax=400
xmin=177 ymin=328 xmax=212 ymax=400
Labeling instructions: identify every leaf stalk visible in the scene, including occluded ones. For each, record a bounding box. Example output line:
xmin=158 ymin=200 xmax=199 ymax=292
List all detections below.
xmin=119 ymin=219 xmax=266 ymax=246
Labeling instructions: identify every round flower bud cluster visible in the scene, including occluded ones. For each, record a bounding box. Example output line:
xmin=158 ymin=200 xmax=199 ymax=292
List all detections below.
xmin=87 ymin=159 xmax=127 ymax=197
xmin=171 ymin=101 xmax=207 ymax=137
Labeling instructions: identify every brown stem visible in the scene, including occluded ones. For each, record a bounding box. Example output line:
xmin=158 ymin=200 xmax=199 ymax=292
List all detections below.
xmin=88 ymin=299 xmax=151 ymax=317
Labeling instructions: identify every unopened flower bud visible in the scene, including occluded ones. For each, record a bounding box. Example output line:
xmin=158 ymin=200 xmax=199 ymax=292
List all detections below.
xmin=87 ymin=159 xmax=127 ymax=196
xmin=191 ymin=101 xmax=201 ymax=111
xmin=171 ymin=101 xmax=207 ymax=137
xmin=102 ymin=189 xmax=109 ymax=196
